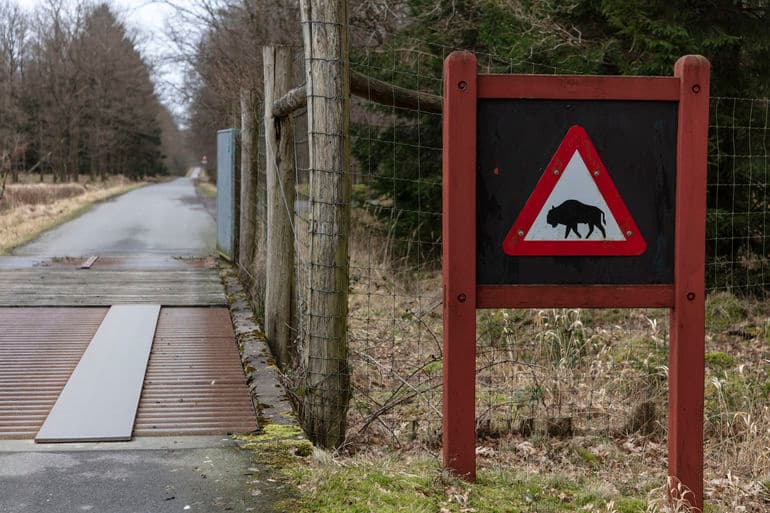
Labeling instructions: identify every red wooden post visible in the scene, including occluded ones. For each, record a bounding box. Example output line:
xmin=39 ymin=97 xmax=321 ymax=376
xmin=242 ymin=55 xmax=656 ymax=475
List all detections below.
xmin=442 ymin=51 xmax=478 ymax=480
xmin=669 ymin=55 xmax=710 ymax=510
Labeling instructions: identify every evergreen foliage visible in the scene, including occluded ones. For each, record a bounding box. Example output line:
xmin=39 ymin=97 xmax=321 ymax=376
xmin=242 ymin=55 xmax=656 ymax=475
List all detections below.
xmin=353 ymin=0 xmax=770 ymax=293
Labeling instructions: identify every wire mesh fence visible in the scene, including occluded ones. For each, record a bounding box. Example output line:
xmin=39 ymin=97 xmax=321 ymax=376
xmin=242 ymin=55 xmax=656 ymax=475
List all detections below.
xmin=343 ymin=40 xmax=676 ymax=449
xmin=707 ymin=96 xmax=770 ymax=296
xmin=229 ymin=34 xmax=769 ymax=453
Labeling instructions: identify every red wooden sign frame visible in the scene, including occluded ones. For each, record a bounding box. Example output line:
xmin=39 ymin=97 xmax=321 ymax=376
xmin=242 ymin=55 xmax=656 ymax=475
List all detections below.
xmin=442 ymin=52 xmax=710 ymax=510
xmin=502 ymin=125 xmax=647 ymax=256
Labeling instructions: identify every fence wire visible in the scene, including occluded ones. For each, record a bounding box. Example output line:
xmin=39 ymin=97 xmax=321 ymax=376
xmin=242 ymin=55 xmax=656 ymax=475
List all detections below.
xmin=707 ymin=96 xmax=770 ymax=296
xmin=234 ymin=36 xmax=769 ymax=457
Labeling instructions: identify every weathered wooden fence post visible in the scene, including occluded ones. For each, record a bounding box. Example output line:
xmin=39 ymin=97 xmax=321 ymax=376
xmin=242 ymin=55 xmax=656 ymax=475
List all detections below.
xmin=239 ymin=88 xmax=258 ymax=284
xmin=263 ymin=46 xmax=297 ymax=368
xmin=299 ymin=0 xmax=352 ymax=448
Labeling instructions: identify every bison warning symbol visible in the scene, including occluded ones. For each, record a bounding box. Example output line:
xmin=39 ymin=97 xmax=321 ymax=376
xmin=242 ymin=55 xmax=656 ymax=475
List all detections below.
xmin=502 ymin=125 xmax=647 ymax=256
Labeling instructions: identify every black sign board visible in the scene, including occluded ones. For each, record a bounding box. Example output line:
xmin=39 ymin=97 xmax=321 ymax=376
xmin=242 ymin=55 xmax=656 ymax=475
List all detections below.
xmin=476 ymin=99 xmax=677 ymax=285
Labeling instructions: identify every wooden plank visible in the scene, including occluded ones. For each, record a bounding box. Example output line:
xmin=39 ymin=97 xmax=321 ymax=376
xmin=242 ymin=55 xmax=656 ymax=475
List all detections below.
xmin=35 ymin=305 xmax=161 ymax=443
xmin=0 ymin=269 xmax=226 ymax=306
xmin=477 ymin=74 xmax=680 ymax=100
xmin=442 ymin=51 xmax=478 ymax=481
xmin=668 ymin=55 xmax=710 ymax=511
xmin=79 ymin=256 xmax=98 ymax=269
xmin=477 ymin=284 xmax=674 ymax=308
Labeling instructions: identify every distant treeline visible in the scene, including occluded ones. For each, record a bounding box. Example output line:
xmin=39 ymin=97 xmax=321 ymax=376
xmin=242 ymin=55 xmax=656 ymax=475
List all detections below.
xmin=0 ymin=1 xmax=190 ymax=183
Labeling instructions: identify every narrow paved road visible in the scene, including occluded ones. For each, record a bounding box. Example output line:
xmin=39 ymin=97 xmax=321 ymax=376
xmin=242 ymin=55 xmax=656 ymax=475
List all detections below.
xmin=15 ymin=177 xmax=215 ymax=257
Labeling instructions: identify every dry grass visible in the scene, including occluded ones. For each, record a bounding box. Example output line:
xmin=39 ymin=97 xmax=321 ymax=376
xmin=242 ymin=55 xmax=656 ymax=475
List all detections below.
xmin=0 ymin=182 xmax=86 ymax=209
xmin=196 ymin=181 xmax=217 ymax=199
xmin=333 ymin=206 xmax=770 ymax=512
xmin=0 ymin=175 xmax=144 ymax=254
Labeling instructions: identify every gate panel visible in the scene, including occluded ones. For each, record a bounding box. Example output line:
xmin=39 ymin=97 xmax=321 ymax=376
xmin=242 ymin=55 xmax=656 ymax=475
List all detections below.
xmin=216 ymin=129 xmax=239 ymax=259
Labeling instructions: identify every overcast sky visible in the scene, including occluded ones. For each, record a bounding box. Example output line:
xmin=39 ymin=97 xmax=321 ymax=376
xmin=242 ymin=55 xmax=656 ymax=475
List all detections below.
xmin=18 ymin=0 xmax=188 ymax=118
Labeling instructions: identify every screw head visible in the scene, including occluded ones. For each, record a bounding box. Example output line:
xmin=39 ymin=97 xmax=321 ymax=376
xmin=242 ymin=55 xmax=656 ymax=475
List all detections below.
xmin=692 ymin=84 xmax=701 ymax=94
xmin=625 ymin=230 xmax=633 ymax=237
xmin=553 ymin=169 xmax=560 ymax=176
xmin=457 ymin=293 xmax=467 ymax=303
xmin=458 ymin=80 xmax=467 ymax=91
xmin=687 ymin=292 xmax=696 ymax=301
xmin=517 ymin=230 xmax=524 ymax=237
xmin=593 ymin=170 xmax=600 ymax=177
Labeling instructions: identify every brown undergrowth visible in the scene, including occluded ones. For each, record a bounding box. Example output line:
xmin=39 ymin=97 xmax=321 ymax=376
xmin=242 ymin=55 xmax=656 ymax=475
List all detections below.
xmin=338 ymin=207 xmax=770 ymax=511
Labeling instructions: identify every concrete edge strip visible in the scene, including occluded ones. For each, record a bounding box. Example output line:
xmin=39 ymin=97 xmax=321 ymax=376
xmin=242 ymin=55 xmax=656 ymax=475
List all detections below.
xmin=218 ymin=265 xmax=299 ymax=434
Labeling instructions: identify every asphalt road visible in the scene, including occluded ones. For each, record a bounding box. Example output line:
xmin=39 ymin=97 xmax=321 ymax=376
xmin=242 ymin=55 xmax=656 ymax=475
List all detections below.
xmin=15 ymin=177 xmax=216 ymax=257
xmin=0 ymin=437 xmax=289 ymax=513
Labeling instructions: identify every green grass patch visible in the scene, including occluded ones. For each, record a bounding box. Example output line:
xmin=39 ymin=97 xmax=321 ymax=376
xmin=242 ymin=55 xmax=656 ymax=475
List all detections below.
xmin=706 ymin=291 xmax=747 ymax=331
xmin=704 ymin=351 xmax=736 ymax=371
xmin=249 ymin=448 xmax=652 ymax=513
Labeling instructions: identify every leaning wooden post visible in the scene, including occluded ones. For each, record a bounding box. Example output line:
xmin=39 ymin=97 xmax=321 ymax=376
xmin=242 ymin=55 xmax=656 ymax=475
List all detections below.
xmin=299 ymin=0 xmax=352 ymax=448
xmin=669 ymin=55 xmax=710 ymax=511
xmin=263 ymin=46 xmax=297 ymax=368
xmin=239 ymin=88 xmax=258 ymax=284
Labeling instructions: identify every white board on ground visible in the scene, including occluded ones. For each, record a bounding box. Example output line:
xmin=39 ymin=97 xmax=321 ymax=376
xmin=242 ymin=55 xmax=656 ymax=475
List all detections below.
xmin=35 ymin=304 xmax=160 ymax=443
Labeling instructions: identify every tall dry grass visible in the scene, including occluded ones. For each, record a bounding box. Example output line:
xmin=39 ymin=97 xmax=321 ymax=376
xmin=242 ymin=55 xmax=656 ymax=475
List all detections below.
xmin=0 ymin=182 xmax=86 ymax=210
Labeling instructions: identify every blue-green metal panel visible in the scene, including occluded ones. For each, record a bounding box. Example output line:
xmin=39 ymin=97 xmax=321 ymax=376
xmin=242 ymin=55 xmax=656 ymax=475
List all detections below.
xmin=216 ymin=129 xmax=237 ymax=259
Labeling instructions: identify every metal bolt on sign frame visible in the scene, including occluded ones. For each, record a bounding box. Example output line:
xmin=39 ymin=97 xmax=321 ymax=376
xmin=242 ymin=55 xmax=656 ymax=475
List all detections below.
xmin=442 ymin=51 xmax=710 ymax=510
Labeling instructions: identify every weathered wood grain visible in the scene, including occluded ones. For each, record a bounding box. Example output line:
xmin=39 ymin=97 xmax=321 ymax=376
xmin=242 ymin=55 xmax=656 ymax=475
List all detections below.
xmin=263 ymin=46 xmax=297 ymax=368
xmin=0 ymin=269 xmax=226 ymax=306
xmin=299 ymin=0 xmax=352 ymax=449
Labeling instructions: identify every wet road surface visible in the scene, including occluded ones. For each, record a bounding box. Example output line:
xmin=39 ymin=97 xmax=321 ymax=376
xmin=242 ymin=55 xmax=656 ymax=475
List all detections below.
xmin=15 ymin=177 xmax=215 ymax=257
xmin=0 ymin=437 xmax=289 ymax=513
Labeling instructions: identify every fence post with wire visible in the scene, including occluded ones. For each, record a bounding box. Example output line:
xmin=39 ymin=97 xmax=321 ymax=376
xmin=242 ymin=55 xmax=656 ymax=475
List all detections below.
xmin=222 ymin=8 xmax=770 ymax=462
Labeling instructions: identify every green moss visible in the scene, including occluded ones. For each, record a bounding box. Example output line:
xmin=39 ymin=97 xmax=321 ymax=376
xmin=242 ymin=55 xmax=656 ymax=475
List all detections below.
xmin=705 ymin=351 xmax=736 ymax=371
xmin=706 ymin=292 xmax=747 ymax=332
xmin=275 ymin=456 xmax=650 ymax=513
xmin=574 ymin=446 xmax=601 ymax=469
xmin=238 ymin=423 xmax=304 ymax=442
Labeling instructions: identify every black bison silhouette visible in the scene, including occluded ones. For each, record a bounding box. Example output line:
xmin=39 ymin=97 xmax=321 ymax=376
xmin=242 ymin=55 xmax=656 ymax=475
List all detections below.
xmin=546 ymin=199 xmax=606 ymax=239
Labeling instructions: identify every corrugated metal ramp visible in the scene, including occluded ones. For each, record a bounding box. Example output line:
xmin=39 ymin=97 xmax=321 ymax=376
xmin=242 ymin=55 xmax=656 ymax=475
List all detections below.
xmin=0 ymin=307 xmax=256 ymax=440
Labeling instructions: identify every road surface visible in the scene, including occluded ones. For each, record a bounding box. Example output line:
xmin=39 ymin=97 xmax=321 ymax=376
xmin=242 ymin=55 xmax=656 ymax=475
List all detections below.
xmin=15 ymin=177 xmax=215 ymax=257
xmin=0 ymin=437 xmax=290 ymax=513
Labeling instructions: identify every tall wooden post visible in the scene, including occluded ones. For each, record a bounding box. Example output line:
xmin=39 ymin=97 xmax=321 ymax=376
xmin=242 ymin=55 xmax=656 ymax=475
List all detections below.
xmin=239 ymin=88 xmax=257 ymax=284
xmin=299 ymin=0 xmax=352 ymax=448
xmin=263 ymin=46 xmax=297 ymax=368
xmin=669 ymin=55 xmax=710 ymax=510
xmin=442 ymin=51 xmax=478 ymax=480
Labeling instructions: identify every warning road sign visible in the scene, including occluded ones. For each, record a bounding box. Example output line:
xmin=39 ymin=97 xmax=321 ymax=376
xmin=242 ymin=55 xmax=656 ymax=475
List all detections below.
xmin=502 ymin=125 xmax=647 ymax=256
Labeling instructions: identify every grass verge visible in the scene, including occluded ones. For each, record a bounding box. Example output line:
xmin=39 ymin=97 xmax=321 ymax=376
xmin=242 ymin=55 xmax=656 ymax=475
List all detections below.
xmin=0 ymin=177 xmax=145 ymax=254
xmin=240 ymin=435 xmax=670 ymax=513
xmin=196 ymin=181 xmax=217 ymax=199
